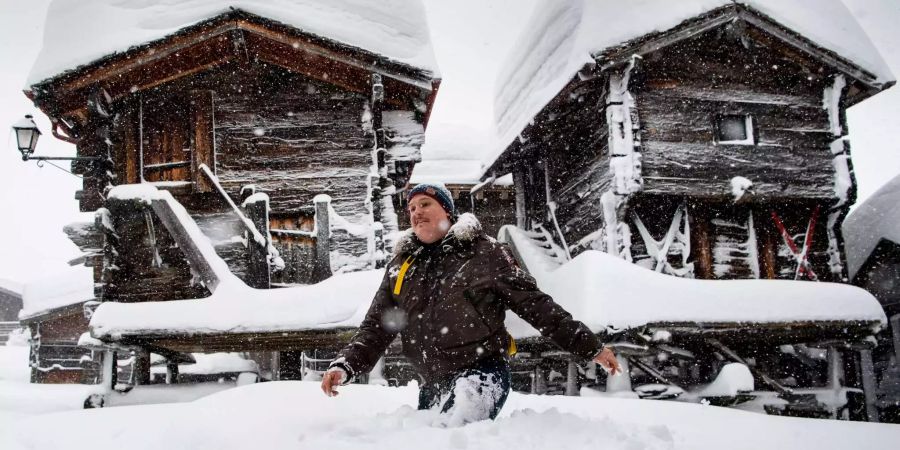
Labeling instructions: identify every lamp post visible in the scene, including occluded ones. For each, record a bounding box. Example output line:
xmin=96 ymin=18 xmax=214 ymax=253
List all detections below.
xmin=11 ymin=114 xmax=102 ymax=163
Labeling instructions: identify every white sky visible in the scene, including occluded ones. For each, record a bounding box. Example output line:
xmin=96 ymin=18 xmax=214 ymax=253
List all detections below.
xmin=0 ymin=0 xmax=898 ymax=286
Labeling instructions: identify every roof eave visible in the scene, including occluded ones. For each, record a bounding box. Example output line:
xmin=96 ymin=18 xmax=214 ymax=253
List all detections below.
xmin=27 ymin=9 xmax=437 ymax=118
xmin=594 ymin=4 xmax=893 ymax=102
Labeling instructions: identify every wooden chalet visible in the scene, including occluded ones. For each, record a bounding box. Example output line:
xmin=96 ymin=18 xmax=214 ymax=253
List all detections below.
xmin=14 ymin=265 xmax=96 ymax=385
xmin=24 ymin=1 xmax=439 ymax=387
xmin=844 ymin=173 xmax=900 ymax=422
xmin=20 ymin=302 xmax=95 ymax=384
xmin=490 ymin=1 xmax=893 ymax=284
xmin=486 ymin=0 xmax=895 ymax=420
xmin=0 ymin=283 xmax=23 ymax=345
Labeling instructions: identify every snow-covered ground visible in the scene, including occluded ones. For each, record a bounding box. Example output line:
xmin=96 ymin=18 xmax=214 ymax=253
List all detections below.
xmin=2 ymin=375 xmax=900 ymax=450
xmin=3 ymin=327 xmax=900 ymax=449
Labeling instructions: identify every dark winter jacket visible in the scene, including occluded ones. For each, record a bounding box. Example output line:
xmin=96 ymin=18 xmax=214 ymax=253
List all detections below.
xmin=331 ymin=213 xmax=603 ymax=383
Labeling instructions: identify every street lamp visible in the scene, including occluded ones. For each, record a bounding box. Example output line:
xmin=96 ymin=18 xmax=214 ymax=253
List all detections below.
xmin=12 ymin=114 xmax=40 ymax=160
xmin=11 ymin=114 xmax=101 ymax=163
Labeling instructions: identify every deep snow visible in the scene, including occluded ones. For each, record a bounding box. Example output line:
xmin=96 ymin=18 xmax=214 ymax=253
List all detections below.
xmin=2 ymin=379 xmax=900 ymax=450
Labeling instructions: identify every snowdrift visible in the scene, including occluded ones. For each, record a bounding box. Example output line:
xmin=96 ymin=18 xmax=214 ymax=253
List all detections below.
xmin=5 ymin=381 xmax=900 ymax=450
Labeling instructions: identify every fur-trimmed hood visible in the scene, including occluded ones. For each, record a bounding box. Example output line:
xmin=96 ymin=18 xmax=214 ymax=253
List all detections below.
xmin=392 ymin=213 xmax=483 ymax=258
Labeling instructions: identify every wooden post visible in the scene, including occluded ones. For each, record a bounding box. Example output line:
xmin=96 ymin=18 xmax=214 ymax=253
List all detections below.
xmin=858 ymin=349 xmax=880 ymax=422
xmin=513 ymin=169 xmax=527 ymax=229
xmin=166 ymin=361 xmax=179 ymax=384
xmin=122 ymin=102 xmax=141 ymax=184
xmin=565 ymin=359 xmax=579 ymax=396
xmin=371 ymin=74 xmax=387 ymax=225
xmin=891 ymin=314 xmax=900 ymax=362
xmin=313 ymin=195 xmax=333 ymax=281
xmin=101 ymin=350 xmax=116 ymax=393
xmin=374 ymin=222 xmax=386 ymax=269
xmin=689 ymin=204 xmax=714 ymax=279
xmin=134 ymin=347 xmax=151 ymax=386
xmin=239 ymin=184 xmax=256 ymax=204
xmin=244 ymin=195 xmax=272 ymax=289
xmin=760 ymin=220 xmax=778 ymax=279
xmin=271 ymin=351 xmax=281 ymax=381
xmin=827 ymin=346 xmax=844 ymax=419
xmin=369 ymin=173 xmax=383 ymax=224
xmin=191 ymin=90 xmax=215 ymax=193
xmin=533 ymin=366 xmax=547 ymax=395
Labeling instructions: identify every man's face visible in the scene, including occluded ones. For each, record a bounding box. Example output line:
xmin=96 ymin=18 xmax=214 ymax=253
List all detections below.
xmin=408 ymin=194 xmax=451 ymax=244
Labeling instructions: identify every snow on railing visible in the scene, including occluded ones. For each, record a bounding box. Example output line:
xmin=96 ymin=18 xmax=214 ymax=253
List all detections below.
xmin=316 ymin=194 xmax=385 ymax=268
xmin=546 ymin=202 xmax=572 ymax=260
xmin=498 ymin=225 xmax=566 ymax=277
xmin=199 ymin=164 xmax=284 ymax=270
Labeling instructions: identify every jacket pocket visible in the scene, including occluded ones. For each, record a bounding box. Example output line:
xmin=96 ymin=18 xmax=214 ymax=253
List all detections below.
xmin=432 ymin=292 xmax=493 ymax=351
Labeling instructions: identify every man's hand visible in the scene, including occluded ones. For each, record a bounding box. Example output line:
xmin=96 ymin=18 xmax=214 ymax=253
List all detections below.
xmin=593 ymin=347 xmax=622 ymax=376
xmin=321 ymin=368 xmax=346 ymax=397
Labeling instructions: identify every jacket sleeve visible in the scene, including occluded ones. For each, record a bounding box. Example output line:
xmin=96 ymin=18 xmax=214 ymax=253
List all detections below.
xmin=491 ymin=244 xmax=602 ymax=361
xmin=330 ymin=271 xmax=399 ymax=381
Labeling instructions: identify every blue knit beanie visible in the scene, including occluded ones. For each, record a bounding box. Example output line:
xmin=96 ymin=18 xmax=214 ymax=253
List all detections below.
xmin=407 ymin=183 xmax=455 ymax=216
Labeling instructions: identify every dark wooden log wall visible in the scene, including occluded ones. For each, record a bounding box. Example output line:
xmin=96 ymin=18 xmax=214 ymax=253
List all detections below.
xmin=539 ymin=78 xmax=611 ymax=252
xmin=383 ymin=110 xmax=424 ymax=190
xmin=107 ymin=63 xmax=420 ymax=279
xmin=210 ymin=66 xmax=373 ymax=263
xmin=102 ymin=199 xmax=210 ymax=303
xmin=29 ymin=312 xmax=97 ymax=384
xmin=636 ymin=28 xmax=836 ymax=201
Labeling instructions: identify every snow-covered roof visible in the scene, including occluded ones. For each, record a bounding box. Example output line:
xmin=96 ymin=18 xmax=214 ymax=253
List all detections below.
xmin=500 ymin=226 xmax=886 ymax=335
xmin=844 ymin=172 xmax=900 ymax=280
xmin=490 ymin=0 xmax=895 ymax=172
xmin=0 ymin=279 xmax=23 ymax=297
xmin=89 ymin=188 xmax=885 ymax=339
xmin=19 ymin=265 xmax=94 ymax=321
xmin=28 ymin=0 xmax=439 ymax=85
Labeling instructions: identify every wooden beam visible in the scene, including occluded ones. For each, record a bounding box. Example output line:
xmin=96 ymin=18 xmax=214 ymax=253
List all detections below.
xmin=238 ymin=20 xmax=432 ymax=91
xmin=689 ymin=204 xmax=714 ymax=279
xmin=737 ymin=10 xmax=881 ymax=90
xmin=245 ymin=31 xmax=422 ymax=109
xmin=858 ymin=348 xmax=880 ymax=422
xmin=244 ymin=196 xmax=272 ymax=289
xmin=313 ymin=196 xmax=333 ymax=282
xmin=121 ymin=102 xmax=141 ymax=184
xmin=598 ymin=7 xmax=737 ymax=72
xmin=760 ymin=218 xmax=778 ymax=279
xmin=109 ymin=328 xmax=357 ymax=353
xmin=150 ymin=198 xmax=221 ymax=292
xmin=191 ymin=90 xmax=216 ymax=193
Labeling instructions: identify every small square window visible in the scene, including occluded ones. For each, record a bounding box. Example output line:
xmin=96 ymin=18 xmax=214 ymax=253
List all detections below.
xmin=716 ymin=114 xmax=754 ymax=145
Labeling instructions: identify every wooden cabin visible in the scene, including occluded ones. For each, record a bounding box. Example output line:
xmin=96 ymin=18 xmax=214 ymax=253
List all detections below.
xmin=486 ymin=0 xmax=895 ymax=420
xmin=24 ymin=2 xmax=439 ymax=384
xmin=0 ymin=283 xmax=23 ymax=345
xmin=844 ymin=173 xmax=900 ymax=422
xmin=15 ymin=263 xmax=97 ymax=385
xmin=489 ymin=1 xmax=894 ymax=283
xmin=20 ymin=302 xmax=97 ymax=384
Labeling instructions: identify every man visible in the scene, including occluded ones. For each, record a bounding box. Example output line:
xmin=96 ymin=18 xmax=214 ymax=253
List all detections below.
xmin=321 ymin=182 xmax=620 ymax=425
